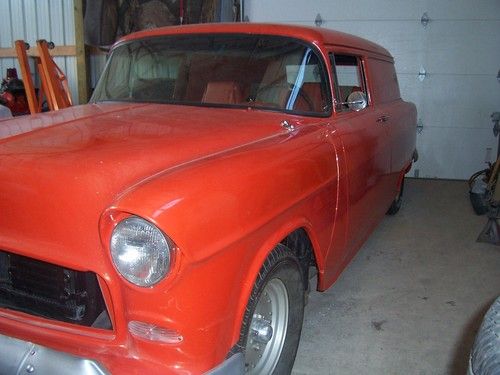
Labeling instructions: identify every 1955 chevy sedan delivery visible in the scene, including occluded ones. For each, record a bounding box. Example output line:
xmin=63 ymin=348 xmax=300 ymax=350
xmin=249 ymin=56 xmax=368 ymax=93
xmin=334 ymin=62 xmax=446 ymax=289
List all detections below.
xmin=0 ymin=23 xmax=416 ymax=374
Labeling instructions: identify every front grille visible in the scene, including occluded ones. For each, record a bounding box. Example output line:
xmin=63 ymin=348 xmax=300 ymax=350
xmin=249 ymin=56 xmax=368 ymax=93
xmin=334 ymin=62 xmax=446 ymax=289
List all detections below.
xmin=0 ymin=250 xmax=112 ymax=330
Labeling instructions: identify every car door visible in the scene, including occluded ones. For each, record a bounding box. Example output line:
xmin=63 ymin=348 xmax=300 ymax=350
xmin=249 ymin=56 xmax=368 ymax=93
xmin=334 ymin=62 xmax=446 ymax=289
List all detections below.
xmin=329 ymin=52 xmax=394 ymax=257
xmin=365 ymin=57 xmax=416 ymax=195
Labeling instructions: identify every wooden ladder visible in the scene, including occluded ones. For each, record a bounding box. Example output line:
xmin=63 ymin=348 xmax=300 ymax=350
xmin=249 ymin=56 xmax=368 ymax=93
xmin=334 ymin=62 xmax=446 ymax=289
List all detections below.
xmin=14 ymin=39 xmax=72 ymax=114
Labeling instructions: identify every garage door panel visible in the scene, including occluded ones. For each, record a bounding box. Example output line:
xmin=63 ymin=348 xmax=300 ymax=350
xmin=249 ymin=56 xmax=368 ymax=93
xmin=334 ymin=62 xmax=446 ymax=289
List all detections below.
xmin=418 ymin=75 xmax=499 ymax=130
xmin=426 ymin=0 xmax=500 ymax=20
xmin=246 ymin=0 xmax=427 ymax=23
xmin=414 ymin=126 xmax=496 ymax=179
xmin=423 ymin=21 xmax=500 ymax=75
xmin=323 ymin=20 xmax=499 ymax=76
xmin=245 ymin=0 xmax=500 ymax=23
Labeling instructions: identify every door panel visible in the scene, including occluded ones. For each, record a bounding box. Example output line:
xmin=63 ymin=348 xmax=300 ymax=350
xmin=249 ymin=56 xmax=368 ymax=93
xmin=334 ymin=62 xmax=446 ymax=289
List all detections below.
xmin=378 ymin=101 xmax=400 ymax=196
xmin=336 ymin=109 xmax=392 ymax=255
xmin=329 ymin=52 xmax=393 ymax=256
xmin=383 ymin=100 xmax=415 ymax=185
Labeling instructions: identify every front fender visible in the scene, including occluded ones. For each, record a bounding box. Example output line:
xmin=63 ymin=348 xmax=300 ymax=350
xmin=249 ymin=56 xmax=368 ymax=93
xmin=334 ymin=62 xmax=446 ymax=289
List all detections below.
xmin=104 ymin=122 xmax=339 ymax=367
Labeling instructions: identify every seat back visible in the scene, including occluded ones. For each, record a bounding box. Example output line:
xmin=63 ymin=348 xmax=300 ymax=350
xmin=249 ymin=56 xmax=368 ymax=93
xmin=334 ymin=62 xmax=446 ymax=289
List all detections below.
xmin=300 ymin=83 xmax=325 ymax=112
xmin=254 ymin=59 xmax=290 ymax=107
xmin=132 ymin=78 xmax=176 ymax=101
xmin=202 ymin=81 xmax=242 ymax=104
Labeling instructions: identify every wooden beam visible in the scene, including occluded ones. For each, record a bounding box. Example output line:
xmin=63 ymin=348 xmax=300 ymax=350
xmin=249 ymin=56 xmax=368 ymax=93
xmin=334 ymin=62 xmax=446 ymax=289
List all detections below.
xmin=0 ymin=45 xmax=76 ymax=58
xmin=73 ymin=0 xmax=89 ymax=104
xmin=88 ymin=46 xmax=109 ymax=55
xmin=14 ymin=41 xmax=40 ymax=114
xmin=37 ymin=39 xmax=73 ymax=111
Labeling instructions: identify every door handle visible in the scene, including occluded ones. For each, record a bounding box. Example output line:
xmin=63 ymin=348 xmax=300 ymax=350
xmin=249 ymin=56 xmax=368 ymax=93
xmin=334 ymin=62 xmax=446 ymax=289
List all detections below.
xmin=376 ymin=115 xmax=389 ymax=123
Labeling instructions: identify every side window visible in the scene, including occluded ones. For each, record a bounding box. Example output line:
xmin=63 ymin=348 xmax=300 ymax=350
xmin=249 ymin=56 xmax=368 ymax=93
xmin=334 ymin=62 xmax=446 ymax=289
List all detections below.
xmin=367 ymin=58 xmax=401 ymax=103
xmin=330 ymin=54 xmax=368 ymax=111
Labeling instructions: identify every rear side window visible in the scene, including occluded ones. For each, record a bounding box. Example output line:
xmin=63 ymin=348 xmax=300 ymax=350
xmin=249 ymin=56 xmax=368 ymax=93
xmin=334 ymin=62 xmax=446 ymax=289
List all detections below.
xmin=329 ymin=54 xmax=368 ymax=111
xmin=367 ymin=58 xmax=400 ymax=103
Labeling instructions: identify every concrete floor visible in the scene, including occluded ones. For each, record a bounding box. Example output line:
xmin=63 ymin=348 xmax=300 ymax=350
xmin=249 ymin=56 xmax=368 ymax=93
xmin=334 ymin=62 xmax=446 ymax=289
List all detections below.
xmin=292 ymin=178 xmax=500 ymax=375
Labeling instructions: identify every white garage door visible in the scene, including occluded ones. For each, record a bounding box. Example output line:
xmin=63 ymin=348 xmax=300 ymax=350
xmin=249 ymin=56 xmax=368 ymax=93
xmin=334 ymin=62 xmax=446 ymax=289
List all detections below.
xmin=245 ymin=0 xmax=500 ymax=180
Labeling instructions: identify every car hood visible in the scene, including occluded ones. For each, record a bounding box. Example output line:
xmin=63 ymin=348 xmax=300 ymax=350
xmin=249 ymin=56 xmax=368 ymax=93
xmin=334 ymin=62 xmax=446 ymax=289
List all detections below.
xmin=0 ymin=102 xmax=292 ymax=269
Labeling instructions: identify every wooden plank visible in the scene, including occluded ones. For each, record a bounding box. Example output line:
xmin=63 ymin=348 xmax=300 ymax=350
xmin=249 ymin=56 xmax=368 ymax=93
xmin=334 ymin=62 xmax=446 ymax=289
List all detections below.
xmin=14 ymin=40 xmax=40 ymax=114
xmin=37 ymin=39 xmax=72 ymax=110
xmin=0 ymin=45 xmax=77 ymax=58
xmin=73 ymin=0 xmax=89 ymax=104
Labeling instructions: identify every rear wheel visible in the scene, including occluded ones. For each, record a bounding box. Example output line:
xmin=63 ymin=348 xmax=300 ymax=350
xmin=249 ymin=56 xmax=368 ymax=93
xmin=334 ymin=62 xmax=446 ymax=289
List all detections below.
xmin=240 ymin=244 xmax=304 ymax=374
xmin=387 ymin=177 xmax=405 ymax=215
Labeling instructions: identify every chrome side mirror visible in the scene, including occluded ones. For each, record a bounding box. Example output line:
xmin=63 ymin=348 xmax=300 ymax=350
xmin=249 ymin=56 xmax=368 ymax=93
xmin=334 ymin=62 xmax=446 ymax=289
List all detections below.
xmin=346 ymin=91 xmax=367 ymax=111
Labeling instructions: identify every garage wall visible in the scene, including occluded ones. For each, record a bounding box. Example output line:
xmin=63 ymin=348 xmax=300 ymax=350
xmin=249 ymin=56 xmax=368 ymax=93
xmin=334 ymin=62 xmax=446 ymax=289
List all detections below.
xmin=0 ymin=0 xmax=79 ymax=103
xmin=245 ymin=0 xmax=500 ymax=180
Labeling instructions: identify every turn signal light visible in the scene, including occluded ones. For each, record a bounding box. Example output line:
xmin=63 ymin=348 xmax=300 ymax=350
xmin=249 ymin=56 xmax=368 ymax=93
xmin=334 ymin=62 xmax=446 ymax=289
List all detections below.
xmin=128 ymin=321 xmax=183 ymax=344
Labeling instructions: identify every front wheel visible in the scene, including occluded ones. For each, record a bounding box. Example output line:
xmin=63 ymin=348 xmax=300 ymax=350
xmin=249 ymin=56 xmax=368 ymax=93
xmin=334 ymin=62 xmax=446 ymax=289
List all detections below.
xmin=239 ymin=244 xmax=305 ymax=374
xmin=387 ymin=177 xmax=405 ymax=215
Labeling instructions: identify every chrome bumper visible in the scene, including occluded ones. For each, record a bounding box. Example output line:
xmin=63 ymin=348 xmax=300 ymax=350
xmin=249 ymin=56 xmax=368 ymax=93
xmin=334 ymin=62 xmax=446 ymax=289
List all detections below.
xmin=0 ymin=333 xmax=109 ymax=375
xmin=0 ymin=331 xmax=243 ymax=374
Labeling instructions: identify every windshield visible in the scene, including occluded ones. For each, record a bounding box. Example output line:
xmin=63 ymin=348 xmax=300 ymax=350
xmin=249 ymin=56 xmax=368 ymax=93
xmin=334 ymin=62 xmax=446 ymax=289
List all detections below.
xmin=91 ymin=34 xmax=331 ymax=116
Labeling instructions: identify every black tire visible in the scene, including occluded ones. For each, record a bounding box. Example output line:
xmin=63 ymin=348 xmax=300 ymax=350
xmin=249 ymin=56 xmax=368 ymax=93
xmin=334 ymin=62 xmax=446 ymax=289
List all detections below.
xmin=386 ymin=177 xmax=405 ymax=215
xmin=468 ymin=169 xmax=490 ymax=215
xmin=469 ymin=296 xmax=500 ymax=375
xmin=469 ymin=192 xmax=490 ymax=215
xmin=239 ymin=244 xmax=305 ymax=374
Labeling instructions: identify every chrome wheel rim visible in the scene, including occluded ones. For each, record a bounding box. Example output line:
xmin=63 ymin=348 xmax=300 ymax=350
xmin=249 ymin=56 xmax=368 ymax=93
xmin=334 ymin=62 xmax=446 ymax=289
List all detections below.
xmin=245 ymin=278 xmax=289 ymax=374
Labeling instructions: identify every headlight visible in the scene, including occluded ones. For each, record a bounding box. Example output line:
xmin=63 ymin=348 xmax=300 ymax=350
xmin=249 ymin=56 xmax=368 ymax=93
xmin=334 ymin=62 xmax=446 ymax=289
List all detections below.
xmin=110 ymin=216 xmax=172 ymax=287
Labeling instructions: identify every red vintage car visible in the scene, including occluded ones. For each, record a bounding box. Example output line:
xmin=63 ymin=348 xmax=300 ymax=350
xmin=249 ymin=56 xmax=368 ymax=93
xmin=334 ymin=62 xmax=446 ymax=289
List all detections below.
xmin=0 ymin=23 xmax=416 ymax=374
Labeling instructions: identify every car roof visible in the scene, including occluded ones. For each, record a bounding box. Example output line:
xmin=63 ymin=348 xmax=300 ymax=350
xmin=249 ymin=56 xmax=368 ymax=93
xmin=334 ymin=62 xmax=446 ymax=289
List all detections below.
xmin=117 ymin=22 xmax=392 ymax=59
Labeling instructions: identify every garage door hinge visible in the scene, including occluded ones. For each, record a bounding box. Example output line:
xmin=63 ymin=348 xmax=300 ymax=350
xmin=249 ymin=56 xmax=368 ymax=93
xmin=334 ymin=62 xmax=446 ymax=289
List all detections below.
xmin=315 ymin=14 xmax=323 ymax=27
xmin=421 ymin=12 xmax=430 ymax=27
xmin=418 ymin=67 xmax=427 ymax=82
xmin=417 ymin=119 xmax=424 ymax=134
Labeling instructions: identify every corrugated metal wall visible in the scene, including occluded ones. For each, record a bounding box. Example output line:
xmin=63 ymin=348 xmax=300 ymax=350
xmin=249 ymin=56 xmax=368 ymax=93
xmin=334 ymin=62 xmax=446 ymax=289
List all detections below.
xmin=245 ymin=0 xmax=500 ymax=180
xmin=0 ymin=0 xmax=79 ymax=102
